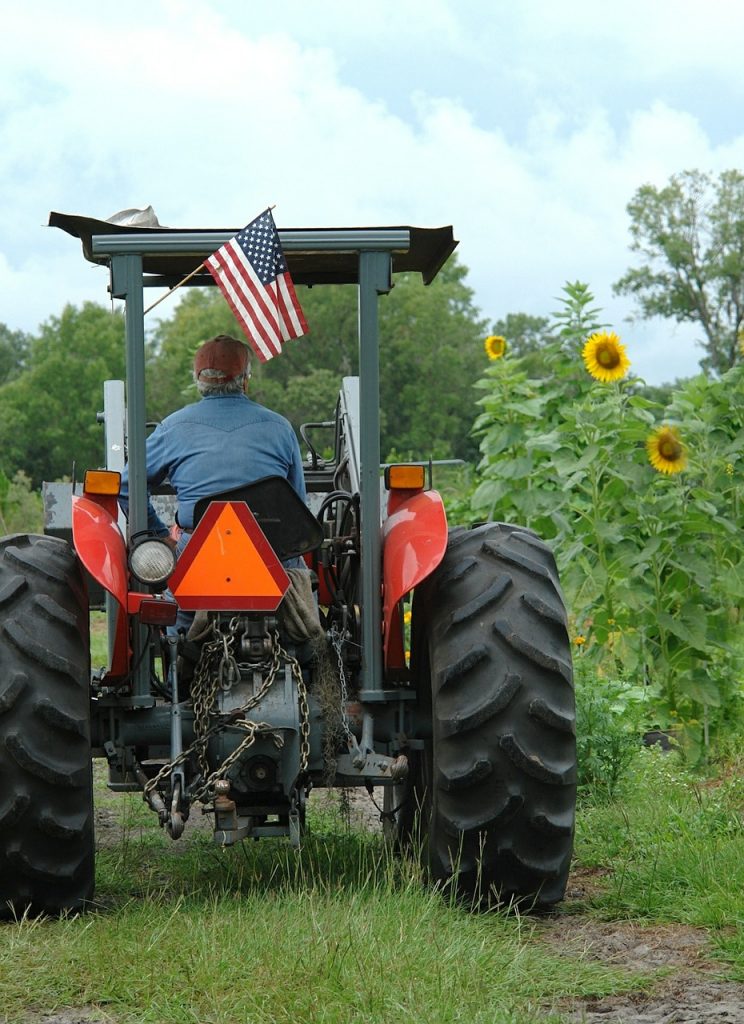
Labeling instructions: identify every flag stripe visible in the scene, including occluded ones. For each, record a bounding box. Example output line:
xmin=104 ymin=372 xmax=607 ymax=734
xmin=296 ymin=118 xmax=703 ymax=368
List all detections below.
xmin=276 ymin=282 xmax=298 ymax=342
xmin=281 ymin=269 xmax=309 ymax=332
xmin=277 ymin=272 xmax=308 ymax=338
xmin=206 ymin=257 xmax=274 ymax=362
xmin=224 ymin=239 xmax=282 ymax=336
xmin=218 ymin=244 xmax=283 ymax=354
xmin=207 ymin=249 xmax=280 ymax=360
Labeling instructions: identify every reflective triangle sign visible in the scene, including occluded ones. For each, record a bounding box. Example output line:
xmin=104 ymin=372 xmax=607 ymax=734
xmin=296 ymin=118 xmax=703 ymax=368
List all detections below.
xmin=169 ymin=501 xmax=290 ymax=611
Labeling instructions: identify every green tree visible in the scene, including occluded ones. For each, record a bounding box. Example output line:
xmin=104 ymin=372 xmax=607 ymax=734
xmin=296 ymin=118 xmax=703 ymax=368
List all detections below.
xmin=378 ymin=259 xmax=487 ymax=461
xmin=0 ymin=469 xmax=43 ymax=533
xmin=614 ymin=169 xmax=744 ymax=375
xmin=0 ymin=324 xmax=31 ymax=385
xmin=0 ymin=303 xmax=125 ymax=485
xmin=146 ymin=290 xmax=241 ymax=419
xmin=144 ymin=284 xmax=359 ymax=421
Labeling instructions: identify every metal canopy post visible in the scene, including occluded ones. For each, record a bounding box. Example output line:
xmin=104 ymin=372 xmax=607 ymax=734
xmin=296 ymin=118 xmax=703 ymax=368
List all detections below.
xmin=358 ymin=251 xmax=392 ymax=694
xmin=109 ymin=252 xmax=151 ymax=701
xmin=109 ymin=254 xmax=147 ymax=536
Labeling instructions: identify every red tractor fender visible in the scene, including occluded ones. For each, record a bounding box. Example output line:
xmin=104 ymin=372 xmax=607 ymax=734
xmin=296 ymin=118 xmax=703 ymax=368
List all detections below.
xmin=72 ymin=494 xmax=128 ymax=606
xmin=382 ymin=488 xmax=448 ymax=670
xmin=72 ymin=494 xmax=150 ymax=678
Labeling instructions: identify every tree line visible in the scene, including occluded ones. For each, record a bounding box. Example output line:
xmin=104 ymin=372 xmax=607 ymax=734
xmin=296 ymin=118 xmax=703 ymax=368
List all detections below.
xmin=1 ymin=168 xmax=743 ymax=494
xmin=0 ymin=258 xmax=488 ymax=488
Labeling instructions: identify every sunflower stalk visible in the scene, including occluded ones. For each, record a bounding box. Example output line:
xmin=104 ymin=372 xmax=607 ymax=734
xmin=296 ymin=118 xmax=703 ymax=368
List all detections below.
xmin=470 ymin=282 xmax=744 ymax=757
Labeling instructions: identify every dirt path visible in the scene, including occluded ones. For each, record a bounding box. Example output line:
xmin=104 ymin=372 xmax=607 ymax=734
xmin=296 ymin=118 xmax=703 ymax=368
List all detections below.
xmin=538 ymin=914 xmax=744 ymax=1021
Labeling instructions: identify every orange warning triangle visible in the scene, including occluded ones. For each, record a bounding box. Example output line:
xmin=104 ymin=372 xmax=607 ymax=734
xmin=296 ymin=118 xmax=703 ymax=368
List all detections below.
xmin=169 ymin=501 xmax=290 ymax=611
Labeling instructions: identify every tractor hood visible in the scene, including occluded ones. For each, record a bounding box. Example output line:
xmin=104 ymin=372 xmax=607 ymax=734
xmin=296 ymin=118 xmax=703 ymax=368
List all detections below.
xmin=49 ymin=210 xmax=458 ymax=287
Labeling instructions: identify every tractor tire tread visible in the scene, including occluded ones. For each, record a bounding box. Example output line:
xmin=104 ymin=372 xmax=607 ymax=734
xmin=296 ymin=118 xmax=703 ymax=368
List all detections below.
xmin=0 ymin=534 xmax=94 ymax=918
xmin=410 ymin=522 xmax=576 ymax=909
xmin=0 ymin=672 xmax=27 ymax=714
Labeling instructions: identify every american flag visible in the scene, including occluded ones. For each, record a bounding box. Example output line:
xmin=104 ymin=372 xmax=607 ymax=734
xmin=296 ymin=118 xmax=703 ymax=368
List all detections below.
xmin=205 ymin=209 xmax=309 ymax=361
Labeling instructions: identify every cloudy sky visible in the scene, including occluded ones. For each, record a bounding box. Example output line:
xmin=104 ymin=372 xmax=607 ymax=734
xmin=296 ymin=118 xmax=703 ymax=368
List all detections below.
xmin=2 ymin=0 xmax=743 ymax=383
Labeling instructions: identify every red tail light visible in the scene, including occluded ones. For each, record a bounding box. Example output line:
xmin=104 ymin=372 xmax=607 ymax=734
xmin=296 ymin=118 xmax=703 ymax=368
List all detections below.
xmin=138 ymin=599 xmax=178 ymax=626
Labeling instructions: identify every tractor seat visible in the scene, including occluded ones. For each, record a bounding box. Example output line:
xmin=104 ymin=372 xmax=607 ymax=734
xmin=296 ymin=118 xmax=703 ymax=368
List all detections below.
xmin=192 ymin=475 xmax=323 ymax=563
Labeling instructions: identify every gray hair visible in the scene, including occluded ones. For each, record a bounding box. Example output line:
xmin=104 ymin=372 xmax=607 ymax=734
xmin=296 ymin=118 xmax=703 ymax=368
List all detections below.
xmin=195 ymin=369 xmax=249 ymax=396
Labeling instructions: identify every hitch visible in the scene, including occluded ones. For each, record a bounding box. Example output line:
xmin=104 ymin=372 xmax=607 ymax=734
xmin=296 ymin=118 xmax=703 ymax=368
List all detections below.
xmin=339 ymin=712 xmax=408 ymax=782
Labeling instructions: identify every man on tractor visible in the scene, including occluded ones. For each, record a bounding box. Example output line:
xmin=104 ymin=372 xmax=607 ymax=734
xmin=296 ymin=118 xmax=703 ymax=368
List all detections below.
xmin=118 ymin=333 xmax=307 ymax=630
xmin=120 ymin=334 xmax=305 ymax=539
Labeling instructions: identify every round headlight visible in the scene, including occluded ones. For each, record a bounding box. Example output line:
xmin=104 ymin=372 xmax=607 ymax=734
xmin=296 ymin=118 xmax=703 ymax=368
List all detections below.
xmin=129 ymin=538 xmax=177 ymax=588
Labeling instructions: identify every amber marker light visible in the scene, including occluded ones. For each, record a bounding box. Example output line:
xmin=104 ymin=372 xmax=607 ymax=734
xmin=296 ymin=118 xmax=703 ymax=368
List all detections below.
xmin=83 ymin=470 xmax=122 ymax=496
xmin=384 ymin=464 xmax=426 ymax=490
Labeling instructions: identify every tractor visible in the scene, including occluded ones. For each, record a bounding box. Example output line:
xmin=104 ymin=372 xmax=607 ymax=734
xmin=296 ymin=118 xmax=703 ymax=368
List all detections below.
xmin=0 ymin=211 xmax=576 ymax=916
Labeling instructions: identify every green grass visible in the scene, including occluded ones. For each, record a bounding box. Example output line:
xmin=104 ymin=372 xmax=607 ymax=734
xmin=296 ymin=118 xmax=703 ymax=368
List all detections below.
xmin=577 ymin=747 xmax=744 ymax=925
xmin=5 ymin=744 xmax=744 ymax=1022
xmin=0 ymin=780 xmax=637 ymax=1024
xmin=89 ymin=611 xmax=109 ymax=669
xmin=575 ymin=745 xmax=744 ymax=989
xmin=57 ymin=612 xmax=744 ymax=1020
xmin=1 ymin=885 xmax=634 ymax=1024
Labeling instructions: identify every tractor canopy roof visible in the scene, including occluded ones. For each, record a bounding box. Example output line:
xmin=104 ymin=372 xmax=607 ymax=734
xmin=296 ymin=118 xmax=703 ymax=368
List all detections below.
xmin=49 ymin=210 xmax=457 ymax=287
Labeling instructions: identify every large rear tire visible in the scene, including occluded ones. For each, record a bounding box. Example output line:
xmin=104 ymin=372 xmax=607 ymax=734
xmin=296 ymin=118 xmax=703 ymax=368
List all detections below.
xmin=0 ymin=535 xmax=94 ymax=917
xmin=406 ymin=523 xmax=576 ymax=909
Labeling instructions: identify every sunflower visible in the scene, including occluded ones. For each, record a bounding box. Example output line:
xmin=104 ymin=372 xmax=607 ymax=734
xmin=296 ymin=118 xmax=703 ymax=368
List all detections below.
xmin=581 ymin=331 xmax=630 ymax=382
xmin=484 ymin=335 xmax=507 ymax=360
xmin=646 ymin=425 xmax=687 ymax=475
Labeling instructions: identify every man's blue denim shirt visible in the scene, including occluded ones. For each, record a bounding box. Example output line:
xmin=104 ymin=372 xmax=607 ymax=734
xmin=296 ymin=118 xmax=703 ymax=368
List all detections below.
xmin=119 ymin=394 xmax=306 ymax=534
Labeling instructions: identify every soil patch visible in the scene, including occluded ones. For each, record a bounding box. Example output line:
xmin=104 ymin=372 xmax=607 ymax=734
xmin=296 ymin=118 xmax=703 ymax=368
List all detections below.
xmin=537 ymin=918 xmax=744 ymax=1022
xmin=309 ymin=784 xmax=385 ymax=833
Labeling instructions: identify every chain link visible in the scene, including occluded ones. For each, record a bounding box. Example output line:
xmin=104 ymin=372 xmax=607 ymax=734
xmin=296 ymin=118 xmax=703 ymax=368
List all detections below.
xmin=192 ymin=719 xmax=284 ymax=803
xmin=144 ymin=622 xmax=311 ymax=812
xmin=328 ymin=625 xmax=354 ymax=745
xmin=294 ymin=657 xmax=311 ymax=774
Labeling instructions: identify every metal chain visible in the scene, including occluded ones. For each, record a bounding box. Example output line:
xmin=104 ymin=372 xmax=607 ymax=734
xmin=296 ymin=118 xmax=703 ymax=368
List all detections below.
xmin=328 ymin=624 xmax=354 ymax=745
xmin=191 ymin=621 xmax=231 ymax=780
xmin=190 ymin=629 xmax=286 ymax=803
xmin=364 ymin=781 xmax=407 ymax=824
xmin=292 ymin=655 xmax=311 ymax=775
xmin=191 ymin=720 xmax=284 ymax=803
xmin=144 ymin=622 xmax=311 ymax=809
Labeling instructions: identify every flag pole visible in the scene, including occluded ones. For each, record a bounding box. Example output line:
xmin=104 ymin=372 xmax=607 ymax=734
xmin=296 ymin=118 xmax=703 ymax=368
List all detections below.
xmin=143 ymin=261 xmax=206 ymax=316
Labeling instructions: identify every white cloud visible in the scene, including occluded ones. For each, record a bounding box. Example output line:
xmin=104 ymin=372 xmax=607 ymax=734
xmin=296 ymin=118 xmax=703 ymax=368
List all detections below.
xmin=1 ymin=1 xmax=743 ymax=384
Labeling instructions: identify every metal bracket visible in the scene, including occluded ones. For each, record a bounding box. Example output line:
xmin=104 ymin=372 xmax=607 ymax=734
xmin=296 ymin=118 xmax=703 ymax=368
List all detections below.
xmin=334 ymin=750 xmax=408 ymax=782
xmin=165 ymin=635 xmax=187 ymax=839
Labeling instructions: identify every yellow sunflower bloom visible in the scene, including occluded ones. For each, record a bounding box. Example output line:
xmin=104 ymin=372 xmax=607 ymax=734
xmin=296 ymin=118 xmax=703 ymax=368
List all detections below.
xmin=484 ymin=335 xmax=507 ymax=360
xmin=574 ymin=635 xmax=586 ymax=646
xmin=646 ymin=426 xmax=687 ymax=475
xmin=581 ymin=331 xmax=630 ymax=382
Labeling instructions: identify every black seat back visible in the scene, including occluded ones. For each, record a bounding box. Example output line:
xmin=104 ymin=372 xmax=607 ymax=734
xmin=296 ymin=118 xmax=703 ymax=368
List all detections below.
xmin=192 ymin=475 xmax=323 ymax=562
